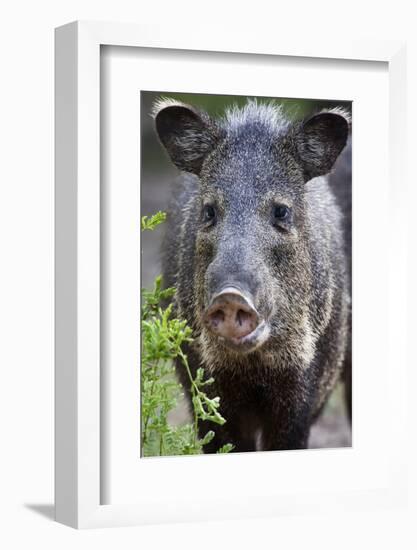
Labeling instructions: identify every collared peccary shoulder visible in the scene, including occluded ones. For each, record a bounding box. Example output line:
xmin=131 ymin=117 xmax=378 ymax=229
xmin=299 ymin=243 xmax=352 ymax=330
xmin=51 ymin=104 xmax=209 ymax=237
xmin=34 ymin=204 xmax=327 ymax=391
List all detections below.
xmin=154 ymin=99 xmax=351 ymax=452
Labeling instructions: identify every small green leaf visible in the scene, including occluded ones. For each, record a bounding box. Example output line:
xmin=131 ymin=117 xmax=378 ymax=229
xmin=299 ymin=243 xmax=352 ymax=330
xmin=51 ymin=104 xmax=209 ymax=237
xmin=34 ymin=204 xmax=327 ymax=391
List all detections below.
xmin=200 ymin=430 xmax=215 ymax=446
xmin=141 ymin=211 xmax=166 ymax=231
xmin=217 ymin=443 xmax=234 ymax=454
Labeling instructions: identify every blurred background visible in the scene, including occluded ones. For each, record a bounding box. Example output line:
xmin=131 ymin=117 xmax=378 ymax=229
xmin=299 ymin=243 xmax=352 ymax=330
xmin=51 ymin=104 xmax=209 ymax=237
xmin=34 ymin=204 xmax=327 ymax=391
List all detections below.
xmin=141 ymin=91 xmax=352 ymax=449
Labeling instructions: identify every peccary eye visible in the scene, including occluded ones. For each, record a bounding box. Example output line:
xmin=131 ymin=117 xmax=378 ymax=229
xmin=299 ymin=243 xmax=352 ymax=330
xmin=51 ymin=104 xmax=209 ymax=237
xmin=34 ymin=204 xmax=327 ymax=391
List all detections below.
xmin=272 ymin=204 xmax=290 ymax=225
xmin=202 ymin=204 xmax=216 ymax=224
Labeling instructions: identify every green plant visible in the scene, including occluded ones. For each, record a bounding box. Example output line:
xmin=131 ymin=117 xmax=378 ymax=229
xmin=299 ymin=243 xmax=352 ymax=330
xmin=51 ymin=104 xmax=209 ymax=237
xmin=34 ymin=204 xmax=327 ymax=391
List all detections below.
xmin=141 ymin=211 xmax=234 ymax=456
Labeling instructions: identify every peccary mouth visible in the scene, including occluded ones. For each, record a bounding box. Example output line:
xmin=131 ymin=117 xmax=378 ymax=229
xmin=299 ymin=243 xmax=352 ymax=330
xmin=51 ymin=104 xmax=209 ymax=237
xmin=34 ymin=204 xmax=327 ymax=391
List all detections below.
xmin=222 ymin=319 xmax=271 ymax=353
xmin=203 ymin=287 xmax=271 ymax=353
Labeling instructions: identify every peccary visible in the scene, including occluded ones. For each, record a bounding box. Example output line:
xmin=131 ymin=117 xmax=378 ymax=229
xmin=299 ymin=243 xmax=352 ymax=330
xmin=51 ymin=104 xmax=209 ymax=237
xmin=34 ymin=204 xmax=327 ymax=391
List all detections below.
xmin=153 ymin=98 xmax=351 ymax=452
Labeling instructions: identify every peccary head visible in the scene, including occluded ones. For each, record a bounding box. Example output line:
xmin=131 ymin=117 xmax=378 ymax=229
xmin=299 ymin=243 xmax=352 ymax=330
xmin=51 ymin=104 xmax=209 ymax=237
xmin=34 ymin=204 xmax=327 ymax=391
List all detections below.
xmin=154 ymin=99 xmax=349 ymax=354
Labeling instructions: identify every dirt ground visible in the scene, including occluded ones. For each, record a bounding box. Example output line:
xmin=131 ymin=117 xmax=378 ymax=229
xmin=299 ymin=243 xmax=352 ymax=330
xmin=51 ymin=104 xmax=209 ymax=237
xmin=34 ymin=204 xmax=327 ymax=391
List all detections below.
xmin=142 ymin=169 xmax=352 ymax=450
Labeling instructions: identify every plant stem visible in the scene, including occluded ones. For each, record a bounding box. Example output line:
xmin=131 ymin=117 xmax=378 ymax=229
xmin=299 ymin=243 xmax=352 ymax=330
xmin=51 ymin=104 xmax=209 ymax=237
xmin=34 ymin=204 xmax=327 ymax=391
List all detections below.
xmin=178 ymin=349 xmax=201 ymax=450
xmin=141 ymin=359 xmax=159 ymax=447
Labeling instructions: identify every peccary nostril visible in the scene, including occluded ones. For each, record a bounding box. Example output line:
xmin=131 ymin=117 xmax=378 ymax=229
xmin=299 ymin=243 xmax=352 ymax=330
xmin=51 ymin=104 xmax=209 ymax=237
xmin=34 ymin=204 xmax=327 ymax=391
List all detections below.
xmin=204 ymin=291 xmax=259 ymax=341
xmin=210 ymin=309 xmax=225 ymax=328
xmin=236 ymin=309 xmax=251 ymax=327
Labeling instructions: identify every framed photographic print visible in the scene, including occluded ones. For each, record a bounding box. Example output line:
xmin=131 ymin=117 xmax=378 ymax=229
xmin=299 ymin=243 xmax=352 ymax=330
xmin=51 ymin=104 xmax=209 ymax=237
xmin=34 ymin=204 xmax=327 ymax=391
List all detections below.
xmin=55 ymin=21 xmax=407 ymax=528
xmin=140 ymin=89 xmax=353 ymax=460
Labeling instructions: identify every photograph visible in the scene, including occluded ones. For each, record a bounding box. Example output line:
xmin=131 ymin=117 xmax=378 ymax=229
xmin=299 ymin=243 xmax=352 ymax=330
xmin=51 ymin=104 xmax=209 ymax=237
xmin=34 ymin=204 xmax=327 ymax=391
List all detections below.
xmin=141 ymin=91 xmax=352 ymax=457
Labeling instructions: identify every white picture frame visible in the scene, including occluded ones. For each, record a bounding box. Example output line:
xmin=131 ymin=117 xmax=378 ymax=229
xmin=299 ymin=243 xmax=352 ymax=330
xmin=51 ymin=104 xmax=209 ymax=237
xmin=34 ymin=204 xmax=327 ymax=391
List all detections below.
xmin=55 ymin=21 xmax=407 ymax=529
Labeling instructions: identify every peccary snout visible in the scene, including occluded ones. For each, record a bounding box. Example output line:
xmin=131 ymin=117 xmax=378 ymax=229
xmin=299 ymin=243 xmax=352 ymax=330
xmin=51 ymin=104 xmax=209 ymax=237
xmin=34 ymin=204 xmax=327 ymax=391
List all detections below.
xmin=203 ymin=287 xmax=269 ymax=351
xmin=205 ymin=287 xmax=259 ymax=338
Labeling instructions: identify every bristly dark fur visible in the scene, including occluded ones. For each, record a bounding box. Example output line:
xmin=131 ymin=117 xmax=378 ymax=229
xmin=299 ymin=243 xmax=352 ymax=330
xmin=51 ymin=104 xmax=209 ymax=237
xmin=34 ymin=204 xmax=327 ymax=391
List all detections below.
xmin=154 ymin=99 xmax=352 ymax=452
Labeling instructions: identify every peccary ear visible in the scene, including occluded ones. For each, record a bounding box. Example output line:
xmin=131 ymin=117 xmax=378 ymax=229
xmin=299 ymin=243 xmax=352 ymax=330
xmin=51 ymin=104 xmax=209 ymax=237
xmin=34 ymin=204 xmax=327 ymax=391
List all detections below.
xmin=295 ymin=110 xmax=350 ymax=182
xmin=153 ymin=99 xmax=220 ymax=175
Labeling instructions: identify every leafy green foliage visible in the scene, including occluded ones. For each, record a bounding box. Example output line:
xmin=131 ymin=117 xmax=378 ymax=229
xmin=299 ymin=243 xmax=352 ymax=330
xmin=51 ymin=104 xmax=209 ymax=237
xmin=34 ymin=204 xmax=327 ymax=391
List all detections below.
xmin=217 ymin=443 xmax=235 ymax=454
xmin=141 ymin=211 xmax=166 ymax=231
xmin=141 ymin=212 xmax=234 ymax=456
